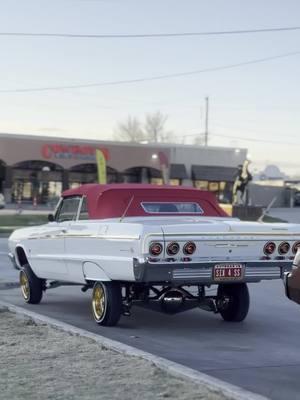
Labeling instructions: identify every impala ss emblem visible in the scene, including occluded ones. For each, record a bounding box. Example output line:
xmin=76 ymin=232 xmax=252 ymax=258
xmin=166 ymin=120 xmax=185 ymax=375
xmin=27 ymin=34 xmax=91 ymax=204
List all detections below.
xmin=119 ymin=247 xmax=135 ymax=254
xmin=213 ymin=243 xmax=248 ymax=248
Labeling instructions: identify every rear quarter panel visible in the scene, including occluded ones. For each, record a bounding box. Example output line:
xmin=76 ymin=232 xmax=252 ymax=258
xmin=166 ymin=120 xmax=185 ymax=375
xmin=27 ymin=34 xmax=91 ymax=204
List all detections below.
xmin=65 ymin=221 xmax=145 ymax=282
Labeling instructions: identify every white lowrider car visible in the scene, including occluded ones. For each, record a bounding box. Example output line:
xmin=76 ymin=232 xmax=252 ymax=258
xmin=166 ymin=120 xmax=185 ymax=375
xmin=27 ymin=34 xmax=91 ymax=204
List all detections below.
xmin=8 ymin=184 xmax=300 ymax=326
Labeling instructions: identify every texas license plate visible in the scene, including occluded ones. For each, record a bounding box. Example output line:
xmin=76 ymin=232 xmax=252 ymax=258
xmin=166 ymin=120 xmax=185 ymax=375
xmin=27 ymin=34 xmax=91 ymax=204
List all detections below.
xmin=213 ymin=264 xmax=244 ymax=281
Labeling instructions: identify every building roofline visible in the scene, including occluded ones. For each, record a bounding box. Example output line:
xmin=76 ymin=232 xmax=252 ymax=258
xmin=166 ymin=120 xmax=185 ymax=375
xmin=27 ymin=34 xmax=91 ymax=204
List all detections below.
xmin=0 ymin=132 xmax=247 ymax=153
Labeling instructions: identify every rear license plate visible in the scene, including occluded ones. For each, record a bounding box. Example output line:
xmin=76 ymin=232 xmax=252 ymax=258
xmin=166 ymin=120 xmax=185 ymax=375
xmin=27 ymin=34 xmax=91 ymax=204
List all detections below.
xmin=213 ymin=264 xmax=244 ymax=281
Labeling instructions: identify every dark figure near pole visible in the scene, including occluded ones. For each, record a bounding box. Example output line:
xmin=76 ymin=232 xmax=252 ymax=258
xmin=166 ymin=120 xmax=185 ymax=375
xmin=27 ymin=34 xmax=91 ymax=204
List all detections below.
xmin=233 ymin=160 xmax=252 ymax=205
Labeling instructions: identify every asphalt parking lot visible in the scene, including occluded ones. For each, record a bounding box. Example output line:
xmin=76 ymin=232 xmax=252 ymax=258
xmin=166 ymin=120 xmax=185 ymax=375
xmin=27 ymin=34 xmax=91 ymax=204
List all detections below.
xmin=1 ymin=238 xmax=300 ymax=400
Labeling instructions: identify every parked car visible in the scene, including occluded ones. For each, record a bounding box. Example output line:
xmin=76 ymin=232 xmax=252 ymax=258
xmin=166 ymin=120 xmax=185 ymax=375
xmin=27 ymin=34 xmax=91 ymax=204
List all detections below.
xmin=8 ymin=184 xmax=300 ymax=326
xmin=283 ymin=247 xmax=300 ymax=304
xmin=294 ymin=191 xmax=300 ymax=207
xmin=0 ymin=193 xmax=5 ymax=209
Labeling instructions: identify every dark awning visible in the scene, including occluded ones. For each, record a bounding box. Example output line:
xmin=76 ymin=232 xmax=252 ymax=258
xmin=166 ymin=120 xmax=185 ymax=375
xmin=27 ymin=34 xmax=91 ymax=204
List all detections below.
xmin=169 ymin=164 xmax=188 ymax=180
xmin=148 ymin=167 xmax=162 ymax=178
xmin=191 ymin=165 xmax=238 ymax=182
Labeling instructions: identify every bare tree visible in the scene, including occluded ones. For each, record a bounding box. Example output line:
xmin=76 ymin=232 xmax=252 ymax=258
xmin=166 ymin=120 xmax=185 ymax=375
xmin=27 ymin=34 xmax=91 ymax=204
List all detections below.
xmin=114 ymin=111 xmax=173 ymax=143
xmin=114 ymin=116 xmax=145 ymax=142
xmin=193 ymin=134 xmax=205 ymax=146
xmin=144 ymin=111 xmax=172 ymax=143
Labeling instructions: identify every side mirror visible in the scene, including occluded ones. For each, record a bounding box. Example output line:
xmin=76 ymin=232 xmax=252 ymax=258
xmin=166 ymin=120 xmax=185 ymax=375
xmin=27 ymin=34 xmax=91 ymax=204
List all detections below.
xmin=48 ymin=214 xmax=55 ymax=222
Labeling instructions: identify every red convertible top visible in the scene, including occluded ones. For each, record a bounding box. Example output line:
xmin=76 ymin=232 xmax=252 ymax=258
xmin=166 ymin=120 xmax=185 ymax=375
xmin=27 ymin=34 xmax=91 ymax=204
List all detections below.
xmin=63 ymin=184 xmax=228 ymax=219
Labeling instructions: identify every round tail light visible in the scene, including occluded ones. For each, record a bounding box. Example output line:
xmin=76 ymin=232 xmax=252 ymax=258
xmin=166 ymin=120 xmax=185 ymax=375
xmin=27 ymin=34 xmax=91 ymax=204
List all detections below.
xmin=263 ymin=242 xmax=276 ymax=255
xmin=183 ymin=241 xmax=196 ymax=255
xmin=292 ymin=241 xmax=300 ymax=254
xmin=167 ymin=242 xmax=180 ymax=256
xmin=278 ymin=241 xmax=290 ymax=255
xmin=149 ymin=242 xmax=163 ymax=256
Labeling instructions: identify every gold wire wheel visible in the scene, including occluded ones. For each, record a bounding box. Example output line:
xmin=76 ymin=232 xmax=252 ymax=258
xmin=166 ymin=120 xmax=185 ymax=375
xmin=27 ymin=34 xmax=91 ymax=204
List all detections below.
xmin=20 ymin=270 xmax=30 ymax=301
xmin=92 ymin=284 xmax=106 ymax=321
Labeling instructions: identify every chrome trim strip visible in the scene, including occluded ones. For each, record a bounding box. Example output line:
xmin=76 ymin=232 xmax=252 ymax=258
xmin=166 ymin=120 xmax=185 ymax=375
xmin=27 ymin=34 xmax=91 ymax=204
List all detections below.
xmin=146 ymin=232 xmax=300 ymax=238
xmin=245 ymin=268 xmax=280 ymax=273
xmin=246 ymin=272 xmax=280 ymax=274
xmin=148 ymin=259 xmax=286 ymax=266
xmin=173 ymin=273 xmax=211 ymax=276
xmin=75 ymin=196 xmax=84 ymax=221
xmin=28 ymin=234 xmax=140 ymax=240
xmin=30 ymin=254 xmax=133 ymax=263
xmin=247 ymin=268 xmax=279 ymax=272
xmin=246 ymin=274 xmax=280 ymax=276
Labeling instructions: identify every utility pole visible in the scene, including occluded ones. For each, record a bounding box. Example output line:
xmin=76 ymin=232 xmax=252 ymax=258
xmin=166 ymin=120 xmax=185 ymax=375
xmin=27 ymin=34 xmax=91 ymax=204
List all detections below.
xmin=204 ymin=96 xmax=209 ymax=146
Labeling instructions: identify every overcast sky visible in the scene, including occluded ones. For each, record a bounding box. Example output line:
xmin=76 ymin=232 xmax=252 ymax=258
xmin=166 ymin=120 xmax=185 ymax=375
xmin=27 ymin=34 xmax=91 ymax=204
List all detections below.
xmin=0 ymin=0 xmax=300 ymax=175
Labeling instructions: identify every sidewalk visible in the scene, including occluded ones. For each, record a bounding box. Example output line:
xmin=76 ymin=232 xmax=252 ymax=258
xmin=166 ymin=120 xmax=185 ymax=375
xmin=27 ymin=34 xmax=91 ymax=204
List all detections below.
xmin=0 ymin=309 xmax=231 ymax=400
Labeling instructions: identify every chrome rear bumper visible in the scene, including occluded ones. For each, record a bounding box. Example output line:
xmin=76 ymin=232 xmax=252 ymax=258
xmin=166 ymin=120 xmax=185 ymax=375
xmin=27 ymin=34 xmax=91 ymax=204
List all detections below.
xmin=133 ymin=259 xmax=292 ymax=284
xmin=172 ymin=266 xmax=283 ymax=281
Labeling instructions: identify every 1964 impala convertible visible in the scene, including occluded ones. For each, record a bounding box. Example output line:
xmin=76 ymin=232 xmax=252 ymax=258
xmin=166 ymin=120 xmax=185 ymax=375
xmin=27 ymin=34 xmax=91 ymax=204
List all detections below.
xmin=8 ymin=184 xmax=300 ymax=326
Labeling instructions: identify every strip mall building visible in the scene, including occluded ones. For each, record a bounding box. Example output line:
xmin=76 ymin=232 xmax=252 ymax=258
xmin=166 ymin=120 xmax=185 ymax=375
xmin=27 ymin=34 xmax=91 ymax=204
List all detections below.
xmin=0 ymin=133 xmax=247 ymax=204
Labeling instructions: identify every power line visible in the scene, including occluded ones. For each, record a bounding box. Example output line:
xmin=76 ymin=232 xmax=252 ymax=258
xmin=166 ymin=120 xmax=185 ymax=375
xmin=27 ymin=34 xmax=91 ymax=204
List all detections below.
xmin=1 ymin=50 xmax=300 ymax=94
xmin=0 ymin=26 xmax=300 ymax=39
xmin=178 ymin=131 xmax=300 ymax=146
xmin=211 ymin=132 xmax=298 ymax=145
xmin=211 ymin=122 xmax=299 ymax=139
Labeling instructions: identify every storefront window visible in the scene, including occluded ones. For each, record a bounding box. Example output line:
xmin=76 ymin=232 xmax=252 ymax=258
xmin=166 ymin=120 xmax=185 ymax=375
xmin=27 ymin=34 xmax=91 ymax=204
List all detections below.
xmin=70 ymin=182 xmax=81 ymax=189
xmin=150 ymin=178 xmax=164 ymax=185
xmin=169 ymin=179 xmax=180 ymax=186
xmin=219 ymin=181 xmax=226 ymax=191
xmin=208 ymin=182 xmax=219 ymax=192
xmin=193 ymin=180 xmax=233 ymax=204
xmin=194 ymin=180 xmax=209 ymax=190
xmin=12 ymin=181 xmax=28 ymax=202
xmin=11 ymin=161 xmax=64 ymax=204
xmin=219 ymin=182 xmax=233 ymax=204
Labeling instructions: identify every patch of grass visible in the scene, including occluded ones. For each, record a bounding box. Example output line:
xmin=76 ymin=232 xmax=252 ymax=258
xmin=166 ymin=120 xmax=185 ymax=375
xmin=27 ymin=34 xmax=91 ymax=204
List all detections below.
xmin=0 ymin=214 xmax=48 ymax=234
xmin=0 ymin=214 xmax=48 ymax=226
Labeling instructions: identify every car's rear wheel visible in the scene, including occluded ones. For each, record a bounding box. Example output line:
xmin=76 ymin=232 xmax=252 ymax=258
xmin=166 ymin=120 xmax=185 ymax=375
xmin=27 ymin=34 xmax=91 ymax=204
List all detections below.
xmin=92 ymin=281 xmax=122 ymax=326
xmin=20 ymin=264 xmax=43 ymax=304
xmin=217 ymin=283 xmax=250 ymax=322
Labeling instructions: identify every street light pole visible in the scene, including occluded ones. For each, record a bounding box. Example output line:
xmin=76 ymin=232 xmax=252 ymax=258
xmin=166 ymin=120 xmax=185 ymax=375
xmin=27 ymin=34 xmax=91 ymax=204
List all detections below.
xmin=204 ymin=96 xmax=209 ymax=146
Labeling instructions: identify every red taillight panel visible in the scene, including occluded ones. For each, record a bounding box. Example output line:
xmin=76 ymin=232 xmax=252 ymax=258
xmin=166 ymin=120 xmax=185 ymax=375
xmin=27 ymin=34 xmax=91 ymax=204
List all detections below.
xmin=278 ymin=242 xmax=290 ymax=255
xmin=264 ymin=242 xmax=276 ymax=255
xmin=167 ymin=242 xmax=180 ymax=256
xmin=183 ymin=241 xmax=196 ymax=255
xmin=292 ymin=241 xmax=300 ymax=254
xmin=149 ymin=242 xmax=163 ymax=256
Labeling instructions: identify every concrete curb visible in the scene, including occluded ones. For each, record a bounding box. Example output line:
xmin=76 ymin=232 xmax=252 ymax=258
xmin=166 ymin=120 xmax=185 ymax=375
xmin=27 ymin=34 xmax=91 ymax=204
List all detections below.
xmin=0 ymin=300 xmax=269 ymax=400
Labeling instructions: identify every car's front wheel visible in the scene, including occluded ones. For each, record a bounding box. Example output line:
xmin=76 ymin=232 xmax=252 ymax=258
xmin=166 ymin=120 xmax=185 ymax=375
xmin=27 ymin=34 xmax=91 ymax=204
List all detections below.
xmin=91 ymin=281 xmax=122 ymax=326
xmin=19 ymin=264 xmax=43 ymax=304
xmin=217 ymin=283 xmax=250 ymax=322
